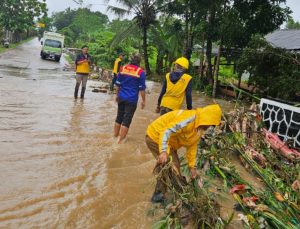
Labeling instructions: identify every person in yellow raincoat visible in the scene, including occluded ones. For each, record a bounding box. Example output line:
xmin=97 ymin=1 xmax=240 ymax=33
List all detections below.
xmin=156 ymin=57 xmax=193 ymax=115
xmin=146 ymin=104 xmax=222 ymax=202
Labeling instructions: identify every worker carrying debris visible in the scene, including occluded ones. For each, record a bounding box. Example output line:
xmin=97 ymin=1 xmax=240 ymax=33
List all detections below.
xmin=146 ymin=104 xmax=222 ymax=202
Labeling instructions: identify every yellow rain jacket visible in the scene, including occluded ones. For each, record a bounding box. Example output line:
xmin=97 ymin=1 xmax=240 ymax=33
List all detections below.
xmin=146 ymin=104 xmax=222 ymax=168
xmin=76 ymin=53 xmax=91 ymax=74
xmin=76 ymin=61 xmax=90 ymax=74
xmin=113 ymin=57 xmax=122 ymax=74
xmin=160 ymin=73 xmax=192 ymax=110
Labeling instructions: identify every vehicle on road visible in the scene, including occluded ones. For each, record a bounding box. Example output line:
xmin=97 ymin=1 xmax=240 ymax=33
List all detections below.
xmin=40 ymin=31 xmax=64 ymax=62
xmin=3 ymin=38 xmax=9 ymax=48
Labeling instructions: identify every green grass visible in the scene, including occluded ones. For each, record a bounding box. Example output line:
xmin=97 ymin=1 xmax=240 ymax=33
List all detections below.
xmin=0 ymin=37 xmax=35 ymax=54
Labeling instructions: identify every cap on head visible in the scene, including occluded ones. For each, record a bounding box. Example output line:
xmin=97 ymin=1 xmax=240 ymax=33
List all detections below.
xmin=195 ymin=104 xmax=222 ymax=128
xmin=175 ymin=57 xmax=189 ymax=69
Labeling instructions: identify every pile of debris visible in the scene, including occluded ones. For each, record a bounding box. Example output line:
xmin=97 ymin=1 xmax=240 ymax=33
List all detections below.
xmin=152 ymin=104 xmax=300 ymax=228
xmin=90 ymin=84 xmax=111 ymax=94
xmin=89 ymin=68 xmax=112 ymax=83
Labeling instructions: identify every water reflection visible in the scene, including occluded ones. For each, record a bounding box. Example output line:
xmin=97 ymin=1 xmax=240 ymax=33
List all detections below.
xmin=69 ymin=99 xmax=86 ymax=133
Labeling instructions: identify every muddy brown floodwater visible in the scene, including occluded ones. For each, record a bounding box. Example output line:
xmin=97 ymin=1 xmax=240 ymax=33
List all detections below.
xmin=0 ymin=38 xmax=241 ymax=229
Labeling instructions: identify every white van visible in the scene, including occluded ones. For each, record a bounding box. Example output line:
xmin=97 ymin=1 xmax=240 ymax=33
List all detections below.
xmin=40 ymin=31 xmax=65 ymax=62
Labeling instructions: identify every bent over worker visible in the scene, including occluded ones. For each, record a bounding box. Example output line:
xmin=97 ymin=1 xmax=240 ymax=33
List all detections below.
xmin=74 ymin=45 xmax=92 ymax=99
xmin=146 ymin=104 xmax=222 ymax=202
xmin=114 ymin=53 xmax=146 ymax=143
xmin=156 ymin=57 xmax=192 ymax=115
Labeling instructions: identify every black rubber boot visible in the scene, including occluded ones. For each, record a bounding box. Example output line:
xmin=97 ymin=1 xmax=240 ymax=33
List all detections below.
xmin=109 ymin=81 xmax=114 ymax=92
xmin=80 ymin=87 xmax=86 ymax=99
xmin=74 ymin=83 xmax=80 ymax=99
xmin=110 ymin=75 xmax=116 ymax=91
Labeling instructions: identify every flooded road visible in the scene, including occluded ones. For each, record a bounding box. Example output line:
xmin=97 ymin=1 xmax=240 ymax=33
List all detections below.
xmin=0 ymin=38 xmax=235 ymax=228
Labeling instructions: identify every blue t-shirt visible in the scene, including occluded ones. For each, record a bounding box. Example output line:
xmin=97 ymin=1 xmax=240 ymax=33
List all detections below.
xmin=115 ymin=64 xmax=146 ymax=104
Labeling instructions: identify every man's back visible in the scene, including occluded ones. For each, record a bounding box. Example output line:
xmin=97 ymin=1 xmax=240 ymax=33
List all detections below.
xmin=116 ymin=64 xmax=146 ymax=104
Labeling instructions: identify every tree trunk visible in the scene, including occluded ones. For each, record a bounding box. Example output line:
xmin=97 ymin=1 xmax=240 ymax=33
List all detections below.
xmin=212 ymin=44 xmax=222 ymax=98
xmin=183 ymin=7 xmax=194 ymax=60
xmin=238 ymin=72 xmax=242 ymax=88
xmin=142 ymin=26 xmax=151 ymax=75
xmin=212 ymin=0 xmax=228 ymax=98
xmin=187 ymin=11 xmax=195 ymax=60
xmin=184 ymin=10 xmax=189 ymax=57
xmin=206 ymin=4 xmax=216 ymax=84
xmin=233 ymin=60 xmax=237 ymax=74
xmin=164 ymin=52 xmax=169 ymax=73
xmin=206 ymin=37 xmax=213 ymax=84
xmin=156 ymin=50 xmax=164 ymax=75
xmin=200 ymin=33 xmax=205 ymax=79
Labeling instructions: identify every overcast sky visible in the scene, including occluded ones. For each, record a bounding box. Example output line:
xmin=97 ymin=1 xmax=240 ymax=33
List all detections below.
xmin=46 ymin=0 xmax=300 ymax=22
xmin=46 ymin=0 xmax=120 ymax=19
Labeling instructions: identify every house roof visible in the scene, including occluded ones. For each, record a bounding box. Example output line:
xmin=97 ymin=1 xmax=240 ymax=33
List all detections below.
xmin=265 ymin=29 xmax=300 ymax=50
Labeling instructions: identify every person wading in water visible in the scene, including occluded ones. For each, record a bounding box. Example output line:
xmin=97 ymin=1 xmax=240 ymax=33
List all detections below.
xmin=114 ymin=53 xmax=146 ymax=143
xmin=74 ymin=45 xmax=92 ymax=99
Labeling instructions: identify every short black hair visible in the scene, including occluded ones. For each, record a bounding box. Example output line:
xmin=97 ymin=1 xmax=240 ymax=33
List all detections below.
xmin=130 ymin=53 xmax=141 ymax=66
xmin=81 ymin=45 xmax=88 ymax=49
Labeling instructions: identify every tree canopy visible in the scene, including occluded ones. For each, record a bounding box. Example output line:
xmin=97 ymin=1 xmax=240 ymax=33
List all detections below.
xmin=50 ymin=0 xmax=297 ymax=100
xmin=107 ymin=0 xmax=158 ymax=74
xmin=286 ymin=18 xmax=300 ymax=29
xmin=237 ymin=36 xmax=300 ymax=101
xmin=0 ymin=0 xmax=47 ymax=32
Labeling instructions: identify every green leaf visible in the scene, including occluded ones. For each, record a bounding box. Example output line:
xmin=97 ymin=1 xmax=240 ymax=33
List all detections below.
xmin=152 ymin=219 xmax=168 ymax=229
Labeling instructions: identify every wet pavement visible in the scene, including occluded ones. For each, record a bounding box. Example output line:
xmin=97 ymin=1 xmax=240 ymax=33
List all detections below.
xmin=0 ymin=38 xmax=237 ymax=228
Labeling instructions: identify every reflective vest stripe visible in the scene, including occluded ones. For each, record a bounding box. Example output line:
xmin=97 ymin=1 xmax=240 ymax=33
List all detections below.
xmin=120 ymin=66 xmax=141 ymax=78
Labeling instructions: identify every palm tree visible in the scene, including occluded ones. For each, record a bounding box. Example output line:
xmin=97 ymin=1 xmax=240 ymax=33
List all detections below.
xmin=107 ymin=0 xmax=157 ymax=75
xmin=149 ymin=17 xmax=183 ymax=74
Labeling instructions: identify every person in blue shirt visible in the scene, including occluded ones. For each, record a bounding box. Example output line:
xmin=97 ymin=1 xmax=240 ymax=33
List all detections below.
xmin=114 ymin=53 xmax=146 ymax=143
